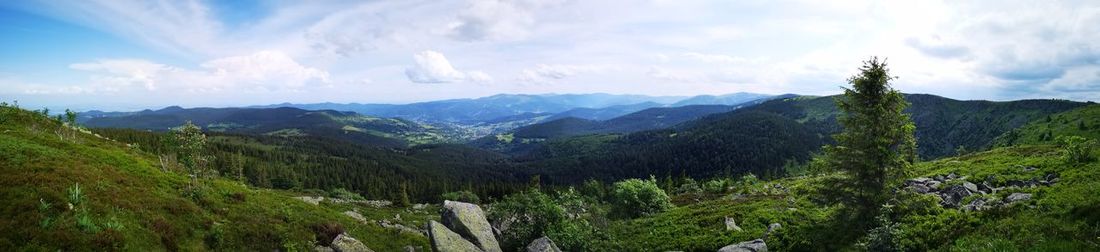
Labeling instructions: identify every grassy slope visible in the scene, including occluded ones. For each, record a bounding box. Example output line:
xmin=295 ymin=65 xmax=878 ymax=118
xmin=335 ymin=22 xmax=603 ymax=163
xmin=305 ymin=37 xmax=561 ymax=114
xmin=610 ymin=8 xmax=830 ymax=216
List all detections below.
xmin=995 ymin=104 xmax=1100 ymax=146
xmin=603 ymin=145 xmax=1100 ymax=251
xmin=0 ymin=106 xmax=431 ymax=251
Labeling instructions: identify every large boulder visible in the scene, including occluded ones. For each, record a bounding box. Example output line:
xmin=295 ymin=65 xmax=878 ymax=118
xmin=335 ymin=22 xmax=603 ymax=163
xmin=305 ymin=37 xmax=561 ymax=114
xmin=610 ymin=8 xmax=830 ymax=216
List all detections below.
xmin=526 ymin=236 xmax=562 ymax=252
xmin=441 ymin=200 xmax=502 ymax=252
xmin=718 ymin=239 xmax=767 ymax=252
xmin=331 ymin=233 xmax=374 ymax=252
xmin=940 ymin=185 xmax=972 ymax=208
xmin=427 ymin=220 xmax=482 ymax=252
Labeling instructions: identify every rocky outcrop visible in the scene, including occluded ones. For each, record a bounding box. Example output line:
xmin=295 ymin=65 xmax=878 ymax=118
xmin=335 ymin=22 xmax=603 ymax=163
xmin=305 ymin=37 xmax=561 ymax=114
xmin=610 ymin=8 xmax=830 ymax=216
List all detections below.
xmin=428 ymin=220 xmax=483 ymax=252
xmin=718 ymin=239 xmax=767 ymax=252
xmin=296 ymin=196 xmax=325 ymax=205
xmin=344 ymin=211 xmax=367 ymax=222
xmin=525 ymin=237 xmax=562 ymax=252
xmin=906 ymin=172 xmax=1052 ymax=210
xmin=440 ymin=200 xmax=502 ymax=252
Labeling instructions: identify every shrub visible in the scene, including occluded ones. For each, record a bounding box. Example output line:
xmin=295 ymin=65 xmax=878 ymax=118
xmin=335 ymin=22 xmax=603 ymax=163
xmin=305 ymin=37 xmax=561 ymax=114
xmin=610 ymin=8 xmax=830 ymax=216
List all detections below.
xmin=311 ymin=222 xmax=345 ymax=246
xmin=1058 ymin=135 xmax=1096 ymax=164
xmin=609 ymin=178 xmax=672 ymax=218
xmin=441 ymin=190 xmax=480 ymax=204
xmin=674 ymin=178 xmax=701 ymax=194
xmin=702 ymin=179 xmax=729 ymax=194
xmin=489 ymin=190 xmax=566 ymax=250
xmin=328 ymin=188 xmax=365 ymax=201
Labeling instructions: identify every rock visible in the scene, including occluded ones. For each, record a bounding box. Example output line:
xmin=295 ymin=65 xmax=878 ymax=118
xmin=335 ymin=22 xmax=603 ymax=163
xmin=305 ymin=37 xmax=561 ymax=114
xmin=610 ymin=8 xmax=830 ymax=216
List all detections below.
xmin=725 ymin=216 xmax=743 ymax=232
xmin=718 ymin=239 xmax=768 ymax=252
xmin=978 ymin=182 xmax=995 ymax=194
xmin=344 ymin=211 xmax=366 ymax=222
xmin=933 ymin=175 xmax=945 ymax=182
xmin=315 ymin=245 xmax=336 ymax=252
xmin=907 ymin=177 xmax=932 ymax=184
xmin=1006 ymin=193 xmax=1032 ymax=203
xmin=963 ymin=198 xmax=986 ymax=211
xmin=295 ymin=196 xmax=325 ymax=205
xmin=947 ymin=173 xmax=958 ymax=180
xmin=441 ymin=201 xmax=502 ymax=252
xmin=962 ymin=182 xmax=979 ymax=194
xmin=526 ymin=236 xmax=562 ymax=252
xmin=940 ymin=185 xmax=972 ymax=208
xmin=1022 ymin=166 xmax=1038 ymax=172
xmin=926 ymin=181 xmax=943 ymax=190
xmin=909 ymin=183 xmax=931 ymax=194
xmin=427 ymin=220 xmax=482 ymax=252
xmin=331 ymin=233 xmax=374 ymax=252
xmin=762 ymin=223 xmax=781 ymax=240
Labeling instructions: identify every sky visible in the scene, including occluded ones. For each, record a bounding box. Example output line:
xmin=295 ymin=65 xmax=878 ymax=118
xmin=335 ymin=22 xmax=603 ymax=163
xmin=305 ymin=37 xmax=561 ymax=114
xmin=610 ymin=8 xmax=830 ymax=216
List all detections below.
xmin=0 ymin=0 xmax=1098 ymax=111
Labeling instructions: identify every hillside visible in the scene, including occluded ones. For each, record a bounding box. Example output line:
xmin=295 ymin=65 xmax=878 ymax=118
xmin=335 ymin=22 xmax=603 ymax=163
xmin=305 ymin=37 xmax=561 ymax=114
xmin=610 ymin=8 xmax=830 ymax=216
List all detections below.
xmin=82 ymin=106 xmax=453 ymax=147
xmin=0 ymin=105 xmax=434 ymax=251
xmin=737 ymin=94 xmax=1085 ymax=158
xmin=671 ymin=92 xmax=773 ymax=106
xmin=994 ymin=103 xmax=1100 ymax=146
xmin=598 ymin=145 xmax=1100 ymax=250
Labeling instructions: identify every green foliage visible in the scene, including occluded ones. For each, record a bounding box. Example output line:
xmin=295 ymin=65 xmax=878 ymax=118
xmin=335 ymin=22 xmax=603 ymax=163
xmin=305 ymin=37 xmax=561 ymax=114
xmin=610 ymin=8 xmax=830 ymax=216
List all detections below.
xmin=821 ymin=57 xmax=917 ymax=223
xmin=440 ymin=190 xmax=480 ymax=204
xmin=489 ymin=189 xmax=606 ymax=251
xmin=1057 ymin=135 xmax=1096 ymax=164
xmin=67 ymin=183 xmax=84 ymax=207
xmin=609 ymin=178 xmax=672 ymax=219
xmin=328 ymin=188 xmax=365 ymax=201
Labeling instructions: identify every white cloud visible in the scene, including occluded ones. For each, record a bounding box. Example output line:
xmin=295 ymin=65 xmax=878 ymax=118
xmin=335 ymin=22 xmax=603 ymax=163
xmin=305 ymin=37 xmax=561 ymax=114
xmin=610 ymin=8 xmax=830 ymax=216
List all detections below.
xmin=63 ymin=51 xmax=329 ymax=94
xmin=447 ymin=0 xmax=565 ymax=41
xmin=518 ymin=64 xmax=610 ymax=84
xmin=405 ymin=50 xmax=492 ymax=83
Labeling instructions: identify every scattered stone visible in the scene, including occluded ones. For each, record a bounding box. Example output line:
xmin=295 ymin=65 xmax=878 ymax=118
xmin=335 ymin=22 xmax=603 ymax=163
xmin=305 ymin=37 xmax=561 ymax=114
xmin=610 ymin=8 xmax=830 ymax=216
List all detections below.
xmin=344 ymin=211 xmax=366 ymax=222
xmin=963 ymin=198 xmax=987 ymax=211
xmin=962 ymin=182 xmax=979 ymax=194
xmin=413 ymin=203 xmax=429 ymax=210
xmin=526 ymin=236 xmax=563 ymax=252
xmin=907 ymin=177 xmax=932 ymax=184
xmin=947 ymin=173 xmax=959 ymax=180
xmin=427 ymin=220 xmax=482 ymax=252
xmin=441 ymin=201 xmax=502 ymax=252
xmin=978 ymin=182 xmax=995 ymax=194
xmin=295 ymin=196 xmax=325 ymax=205
xmin=909 ymin=183 xmax=931 ymax=194
xmin=379 ymin=219 xmax=425 ymax=236
xmin=718 ymin=239 xmax=768 ymax=252
xmin=1022 ymin=166 xmax=1038 ymax=172
xmin=934 ymin=175 xmax=945 ymax=182
xmin=331 ymin=233 xmax=374 ymax=252
xmin=363 ymin=200 xmax=393 ymax=208
xmin=762 ymin=223 xmax=782 ymax=240
xmin=725 ymin=216 xmax=742 ymax=232
xmin=940 ymin=185 xmax=972 ymax=208
xmin=315 ymin=245 xmax=336 ymax=252
xmin=1006 ymin=193 xmax=1032 ymax=203
xmin=926 ymin=181 xmax=943 ymax=190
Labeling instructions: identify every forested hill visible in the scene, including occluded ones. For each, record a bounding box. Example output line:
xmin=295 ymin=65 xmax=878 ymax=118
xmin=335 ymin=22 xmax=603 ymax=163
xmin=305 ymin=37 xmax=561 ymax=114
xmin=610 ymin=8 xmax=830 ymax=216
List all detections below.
xmin=746 ymin=94 xmax=1086 ymax=158
xmin=994 ymin=104 xmax=1100 ymax=146
xmin=506 ymin=94 xmax=1085 ymax=184
xmin=82 ymin=106 xmax=453 ymax=147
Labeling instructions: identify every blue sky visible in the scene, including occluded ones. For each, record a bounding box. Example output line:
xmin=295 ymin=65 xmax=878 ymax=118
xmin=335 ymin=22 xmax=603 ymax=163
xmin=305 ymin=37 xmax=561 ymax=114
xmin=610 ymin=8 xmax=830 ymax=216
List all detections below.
xmin=1 ymin=0 xmax=1098 ymax=111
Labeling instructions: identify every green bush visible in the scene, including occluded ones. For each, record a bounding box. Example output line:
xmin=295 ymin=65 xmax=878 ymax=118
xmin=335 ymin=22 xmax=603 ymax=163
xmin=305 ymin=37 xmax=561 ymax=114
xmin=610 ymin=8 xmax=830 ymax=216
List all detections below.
xmin=489 ymin=190 xmax=566 ymax=250
xmin=702 ymin=179 xmax=729 ymax=194
xmin=609 ymin=178 xmax=672 ymax=218
xmin=328 ymin=188 xmax=365 ymax=201
xmin=1058 ymin=135 xmax=1096 ymax=164
xmin=440 ymin=190 xmax=480 ymax=204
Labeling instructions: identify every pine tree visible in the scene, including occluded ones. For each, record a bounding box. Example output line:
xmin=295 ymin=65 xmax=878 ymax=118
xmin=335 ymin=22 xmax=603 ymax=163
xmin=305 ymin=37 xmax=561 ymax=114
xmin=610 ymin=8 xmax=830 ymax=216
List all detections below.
xmin=821 ymin=57 xmax=917 ymax=222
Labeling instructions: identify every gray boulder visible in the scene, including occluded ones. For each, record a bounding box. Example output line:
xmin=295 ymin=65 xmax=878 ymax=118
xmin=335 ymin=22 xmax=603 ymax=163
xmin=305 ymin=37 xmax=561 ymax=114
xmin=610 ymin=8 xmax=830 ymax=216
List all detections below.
xmin=331 ymin=233 xmax=374 ymax=252
xmin=718 ymin=239 xmax=767 ymax=252
xmin=725 ymin=216 xmax=743 ymax=232
xmin=909 ymin=183 xmax=931 ymax=194
xmin=526 ymin=236 xmax=562 ymax=252
xmin=441 ymin=200 xmax=502 ymax=252
xmin=940 ymin=185 xmax=972 ymax=208
xmin=1006 ymin=193 xmax=1032 ymax=203
xmin=962 ymin=182 xmax=979 ymax=194
xmin=926 ymin=181 xmax=943 ymax=190
xmin=427 ymin=221 xmax=482 ymax=252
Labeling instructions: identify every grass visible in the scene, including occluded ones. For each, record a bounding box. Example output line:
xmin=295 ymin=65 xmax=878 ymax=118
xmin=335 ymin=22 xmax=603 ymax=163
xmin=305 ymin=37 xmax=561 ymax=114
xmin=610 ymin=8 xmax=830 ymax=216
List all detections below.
xmin=0 ymin=106 xmax=431 ymax=251
xmin=601 ymin=145 xmax=1100 ymax=251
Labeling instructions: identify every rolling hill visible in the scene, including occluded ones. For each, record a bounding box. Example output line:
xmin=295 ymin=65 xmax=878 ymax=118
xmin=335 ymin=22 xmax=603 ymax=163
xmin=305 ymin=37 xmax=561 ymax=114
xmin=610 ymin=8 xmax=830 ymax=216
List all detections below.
xmin=81 ymin=106 xmax=454 ymax=147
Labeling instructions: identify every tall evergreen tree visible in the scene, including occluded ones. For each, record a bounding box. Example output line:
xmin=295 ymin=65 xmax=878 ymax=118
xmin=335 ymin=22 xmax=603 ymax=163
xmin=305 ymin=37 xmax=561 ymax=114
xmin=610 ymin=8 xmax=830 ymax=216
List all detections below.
xmin=821 ymin=57 xmax=917 ymax=221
